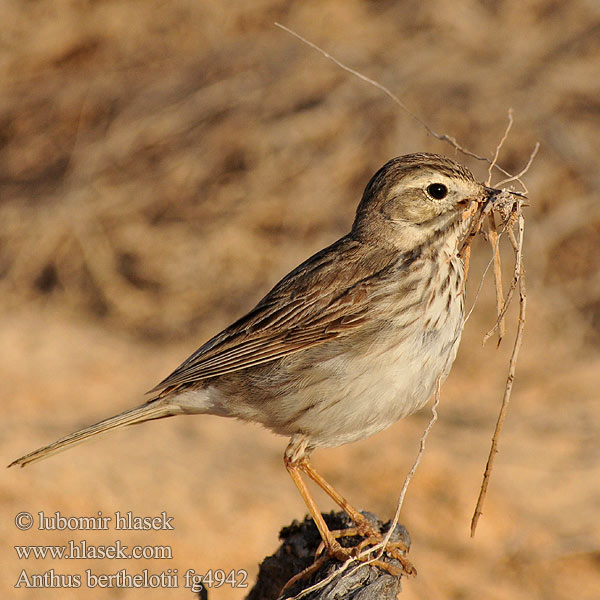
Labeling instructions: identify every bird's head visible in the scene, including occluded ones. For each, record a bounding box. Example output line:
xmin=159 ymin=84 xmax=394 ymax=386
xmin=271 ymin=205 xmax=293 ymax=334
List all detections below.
xmin=351 ymin=153 xmax=501 ymax=249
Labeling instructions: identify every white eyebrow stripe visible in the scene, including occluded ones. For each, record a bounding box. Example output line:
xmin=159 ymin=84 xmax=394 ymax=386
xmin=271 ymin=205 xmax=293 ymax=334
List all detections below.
xmin=389 ymin=172 xmax=454 ymax=194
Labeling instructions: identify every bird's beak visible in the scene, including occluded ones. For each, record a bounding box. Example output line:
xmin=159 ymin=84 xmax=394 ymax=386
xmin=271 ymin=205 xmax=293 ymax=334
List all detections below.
xmin=483 ymin=185 xmax=528 ymax=205
xmin=483 ymin=185 xmax=502 ymax=202
xmin=483 ymin=185 xmax=501 ymax=198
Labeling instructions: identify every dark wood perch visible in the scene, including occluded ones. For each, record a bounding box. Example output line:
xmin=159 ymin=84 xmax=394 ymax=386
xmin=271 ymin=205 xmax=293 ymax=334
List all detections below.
xmin=245 ymin=511 xmax=411 ymax=600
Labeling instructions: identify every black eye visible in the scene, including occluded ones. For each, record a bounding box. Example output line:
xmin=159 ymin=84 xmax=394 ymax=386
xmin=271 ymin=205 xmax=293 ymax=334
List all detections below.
xmin=426 ymin=183 xmax=448 ymax=200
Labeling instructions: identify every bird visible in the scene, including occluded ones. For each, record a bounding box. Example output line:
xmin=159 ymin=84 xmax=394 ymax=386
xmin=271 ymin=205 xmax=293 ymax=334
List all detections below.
xmin=10 ymin=153 xmax=504 ymax=572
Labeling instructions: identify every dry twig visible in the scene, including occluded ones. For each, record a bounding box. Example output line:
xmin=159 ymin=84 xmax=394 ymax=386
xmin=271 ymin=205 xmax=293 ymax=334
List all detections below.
xmin=483 ymin=199 xmax=525 ymax=345
xmin=364 ymin=378 xmax=442 ymax=561
xmin=483 ymin=110 xmax=515 ymax=345
xmin=495 ymin=143 xmax=540 ymax=192
xmin=471 ymin=211 xmax=527 ymax=536
xmin=486 ymin=109 xmax=514 ymax=187
xmin=275 ymin=22 xmax=518 ymax=181
xmin=486 ymin=212 xmax=506 ymax=345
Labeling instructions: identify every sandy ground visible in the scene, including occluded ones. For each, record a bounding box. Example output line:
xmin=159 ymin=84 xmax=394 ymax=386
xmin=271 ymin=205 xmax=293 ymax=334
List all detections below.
xmin=2 ymin=1 xmax=599 ymax=599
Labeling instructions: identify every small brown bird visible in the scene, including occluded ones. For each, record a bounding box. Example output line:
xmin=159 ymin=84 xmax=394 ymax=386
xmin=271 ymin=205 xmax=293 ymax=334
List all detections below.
xmin=11 ymin=153 xmax=503 ymax=570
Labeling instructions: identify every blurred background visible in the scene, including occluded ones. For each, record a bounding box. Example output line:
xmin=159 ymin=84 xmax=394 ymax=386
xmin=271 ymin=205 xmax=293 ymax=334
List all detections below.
xmin=1 ymin=1 xmax=599 ymax=598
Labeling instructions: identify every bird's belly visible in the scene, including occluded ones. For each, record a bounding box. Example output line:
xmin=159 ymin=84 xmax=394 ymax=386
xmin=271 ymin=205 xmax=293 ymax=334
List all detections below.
xmin=271 ymin=303 xmax=464 ymax=448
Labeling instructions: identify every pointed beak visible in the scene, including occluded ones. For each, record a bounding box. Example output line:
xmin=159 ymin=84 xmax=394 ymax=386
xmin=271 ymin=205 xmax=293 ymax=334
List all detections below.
xmin=483 ymin=185 xmax=502 ymax=201
xmin=484 ymin=185 xmax=500 ymax=196
xmin=483 ymin=186 xmax=528 ymax=204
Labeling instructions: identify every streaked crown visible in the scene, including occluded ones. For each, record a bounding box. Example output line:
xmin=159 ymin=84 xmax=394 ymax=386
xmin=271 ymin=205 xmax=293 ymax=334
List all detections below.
xmin=351 ymin=153 xmax=490 ymax=244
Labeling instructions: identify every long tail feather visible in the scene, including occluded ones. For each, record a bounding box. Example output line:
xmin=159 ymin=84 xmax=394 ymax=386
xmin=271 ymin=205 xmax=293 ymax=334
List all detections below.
xmin=8 ymin=400 xmax=174 ymax=468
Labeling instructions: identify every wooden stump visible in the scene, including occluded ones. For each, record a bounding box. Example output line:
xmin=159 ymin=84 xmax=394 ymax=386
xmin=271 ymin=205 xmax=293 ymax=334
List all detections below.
xmin=246 ymin=511 xmax=411 ymax=600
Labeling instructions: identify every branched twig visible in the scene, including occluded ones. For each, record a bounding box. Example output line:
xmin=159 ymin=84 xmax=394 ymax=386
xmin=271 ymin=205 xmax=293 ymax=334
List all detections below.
xmin=470 ymin=211 xmax=527 ymax=537
xmin=486 ymin=212 xmax=506 ymax=346
xmin=275 ymin=22 xmax=541 ymax=199
xmin=275 ymin=22 xmax=515 ymax=179
xmin=483 ymin=215 xmax=524 ymax=345
xmin=494 ymin=143 xmax=540 ymax=192
xmin=464 ymin=204 xmax=498 ymax=325
xmin=486 ymin=109 xmax=514 ymax=187
xmin=483 ymin=110 xmax=515 ymax=345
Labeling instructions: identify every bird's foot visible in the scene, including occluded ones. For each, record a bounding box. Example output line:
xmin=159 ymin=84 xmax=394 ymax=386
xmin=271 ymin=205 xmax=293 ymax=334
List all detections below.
xmin=280 ymin=514 xmax=414 ymax=595
xmin=326 ymin=525 xmax=415 ymax=576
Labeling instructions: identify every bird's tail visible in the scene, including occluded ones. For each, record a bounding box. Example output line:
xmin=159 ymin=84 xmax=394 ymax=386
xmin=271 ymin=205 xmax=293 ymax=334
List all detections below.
xmin=8 ymin=400 xmax=175 ymax=468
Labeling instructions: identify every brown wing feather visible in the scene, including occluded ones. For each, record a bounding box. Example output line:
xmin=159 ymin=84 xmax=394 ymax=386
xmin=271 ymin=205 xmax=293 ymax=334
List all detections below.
xmin=149 ymin=235 xmax=396 ymax=394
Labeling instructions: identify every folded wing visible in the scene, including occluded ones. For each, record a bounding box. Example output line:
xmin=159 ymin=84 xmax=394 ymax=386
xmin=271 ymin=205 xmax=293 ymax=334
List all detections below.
xmin=149 ymin=236 xmax=396 ymax=394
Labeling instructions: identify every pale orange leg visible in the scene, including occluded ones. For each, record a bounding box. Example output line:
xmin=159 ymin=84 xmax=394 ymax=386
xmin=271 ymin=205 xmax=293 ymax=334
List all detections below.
xmin=284 ymin=453 xmax=415 ymax=572
xmin=282 ymin=436 xmax=415 ymax=594
xmin=306 ymin=459 xmax=415 ymax=575
xmin=299 ymin=458 xmax=382 ymax=539
xmin=284 ymin=459 xmax=350 ymax=561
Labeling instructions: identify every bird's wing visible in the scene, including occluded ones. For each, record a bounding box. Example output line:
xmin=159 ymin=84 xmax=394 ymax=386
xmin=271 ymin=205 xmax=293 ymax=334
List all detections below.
xmin=149 ymin=236 xmax=396 ymax=393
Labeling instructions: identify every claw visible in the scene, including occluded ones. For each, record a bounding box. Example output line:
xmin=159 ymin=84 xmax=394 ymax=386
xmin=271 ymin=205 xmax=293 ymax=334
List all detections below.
xmin=280 ymin=520 xmax=415 ymax=596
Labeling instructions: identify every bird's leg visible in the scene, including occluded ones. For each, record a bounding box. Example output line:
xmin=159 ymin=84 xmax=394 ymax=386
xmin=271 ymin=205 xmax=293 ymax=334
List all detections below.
xmin=298 ymin=458 xmax=382 ymax=539
xmin=284 ymin=455 xmax=350 ymax=561
xmin=283 ymin=437 xmax=415 ymax=593
xmin=296 ymin=456 xmax=415 ymax=575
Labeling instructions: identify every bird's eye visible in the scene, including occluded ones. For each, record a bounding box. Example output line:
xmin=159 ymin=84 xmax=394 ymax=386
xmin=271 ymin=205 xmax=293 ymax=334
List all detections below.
xmin=426 ymin=183 xmax=448 ymax=200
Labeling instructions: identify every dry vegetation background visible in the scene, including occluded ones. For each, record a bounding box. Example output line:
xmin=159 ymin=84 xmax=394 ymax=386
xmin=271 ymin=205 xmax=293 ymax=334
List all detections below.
xmin=2 ymin=1 xmax=599 ymax=599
